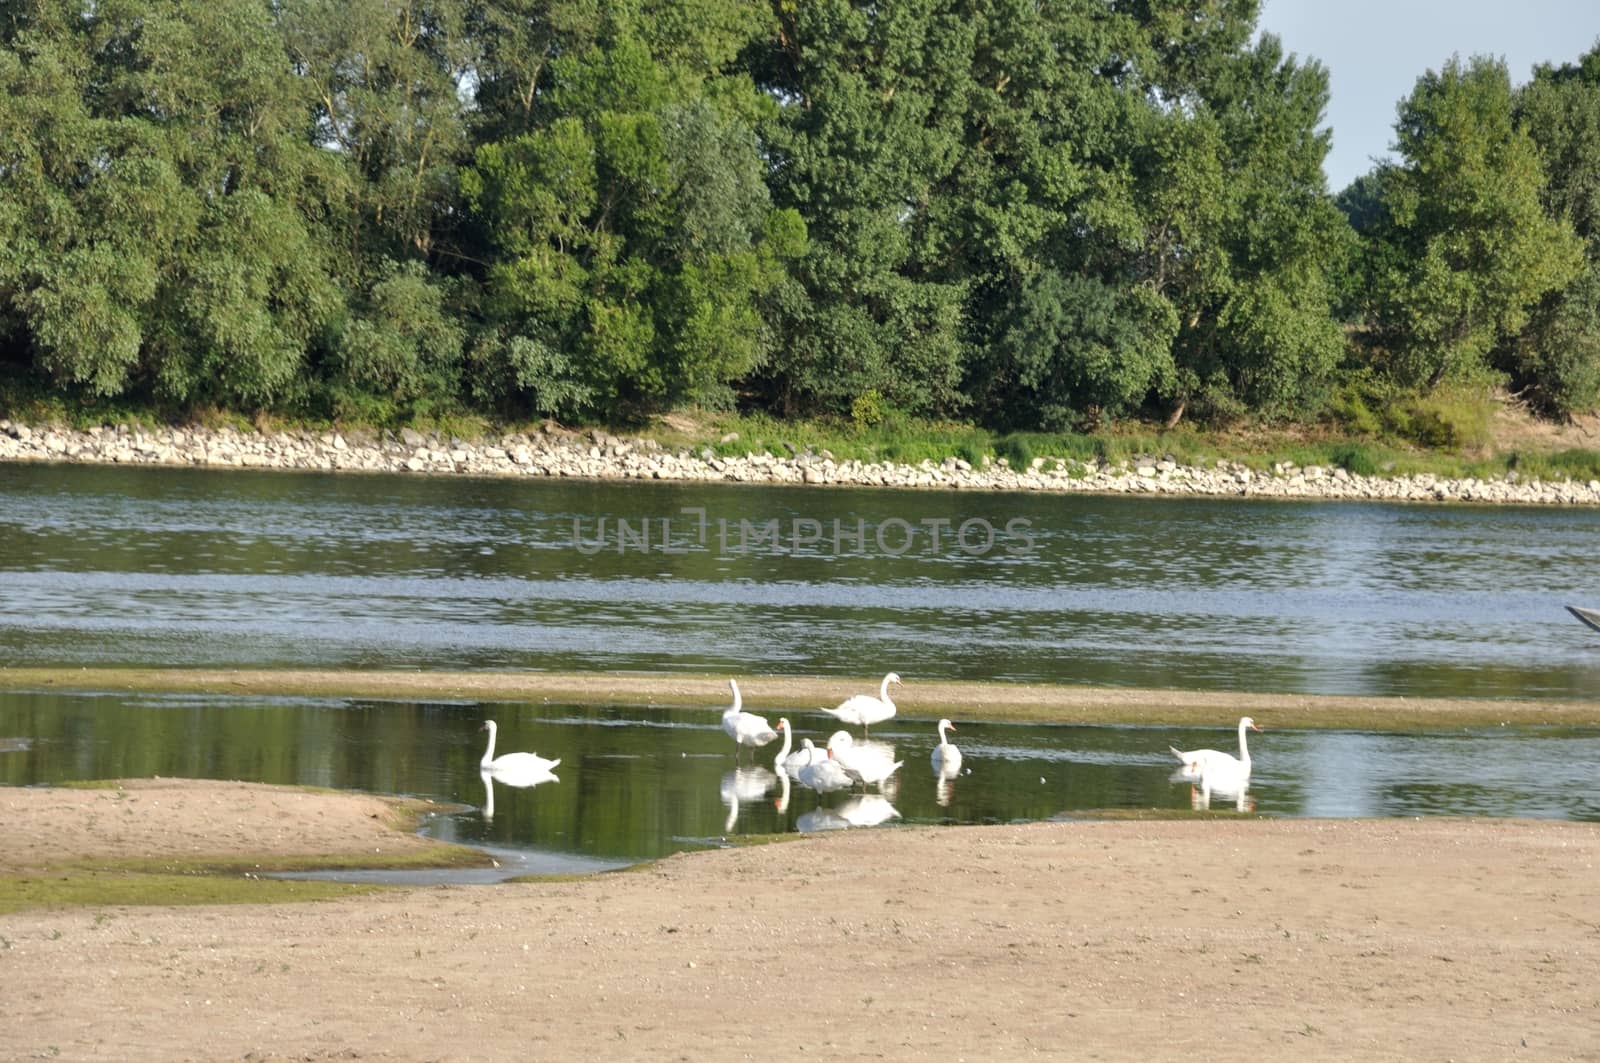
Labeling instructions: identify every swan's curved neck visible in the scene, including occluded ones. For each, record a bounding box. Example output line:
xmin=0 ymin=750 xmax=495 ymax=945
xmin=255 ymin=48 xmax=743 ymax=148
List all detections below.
xmin=481 ymin=723 xmax=497 ymax=765
xmin=937 ymin=720 xmax=950 ymax=747
xmin=729 ymin=681 xmax=741 ymax=713
xmin=1237 ymin=720 xmax=1251 ymax=764
xmin=879 ymin=674 xmax=892 ymax=700
xmin=775 ymin=723 xmax=792 ymax=764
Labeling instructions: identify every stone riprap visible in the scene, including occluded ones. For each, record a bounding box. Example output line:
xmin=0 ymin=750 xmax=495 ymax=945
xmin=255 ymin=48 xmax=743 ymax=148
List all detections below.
xmin=2 ymin=419 xmax=1597 ymax=506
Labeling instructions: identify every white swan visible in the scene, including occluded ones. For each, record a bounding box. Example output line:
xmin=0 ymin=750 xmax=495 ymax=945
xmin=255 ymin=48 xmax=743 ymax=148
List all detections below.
xmin=821 ymin=672 xmax=901 ymax=733
xmin=796 ymin=738 xmax=853 ymax=795
xmin=827 ymin=731 xmax=903 ymax=789
xmin=931 ymin=718 xmax=963 ymax=777
xmin=772 ymin=718 xmax=812 ymax=779
xmin=480 ymin=720 xmax=561 ymax=776
xmin=1169 ymin=716 xmax=1258 ymax=783
xmin=721 ymin=679 xmax=779 ymax=754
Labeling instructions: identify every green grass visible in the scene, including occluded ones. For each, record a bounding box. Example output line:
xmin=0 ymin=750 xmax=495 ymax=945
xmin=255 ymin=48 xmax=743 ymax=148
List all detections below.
xmin=0 ymin=866 xmax=383 ymax=913
xmin=1513 ymin=447 xmax=1600 ymax=482
xmin=0 ymin=842 xmax=492 ymax=914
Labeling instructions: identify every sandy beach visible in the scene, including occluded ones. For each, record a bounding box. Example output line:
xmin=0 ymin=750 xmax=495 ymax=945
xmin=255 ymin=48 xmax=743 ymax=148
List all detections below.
xmin=2 ymin=778 xmax=1597 ymax=1061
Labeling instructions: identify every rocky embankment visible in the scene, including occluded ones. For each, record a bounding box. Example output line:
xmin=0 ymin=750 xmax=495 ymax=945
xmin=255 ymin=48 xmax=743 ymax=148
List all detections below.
xmin=3 ymin=418 xmax=1598 ymax=506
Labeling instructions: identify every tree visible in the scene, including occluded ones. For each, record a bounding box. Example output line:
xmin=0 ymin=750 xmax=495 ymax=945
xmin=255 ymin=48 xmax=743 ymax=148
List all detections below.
xmin=278 ymin=0 xmax=476 ymax=286
xmin=1187 ymin=34 xmax=1348 ymax=419
xmin=1508 ymin=44 xmax=1600 ymax=417
xmin=1370 ymin=55 xmax=1582 ymax=390
xmin=929 ymin=3 xmax=1346 ymax=429
xmin=0 ymin=0 xmax=339 ymax=406
xmin=329 ymin=259 xmax=465 ymax=419
xmin=747 ymin=0 xmax=974 ymax=418
xmin=986 ymin=270 xmax=1176 ymax=430
xmin=461 ymin=5 xmax=799 ymax=419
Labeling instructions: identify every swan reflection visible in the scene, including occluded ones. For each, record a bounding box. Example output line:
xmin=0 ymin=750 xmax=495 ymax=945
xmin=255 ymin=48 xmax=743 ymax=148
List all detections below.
xmin=480 ymin=764 xmax=560 ymax=821
xmin=1188 ymin=779 xmax=1254 ymax=813
xmin=795 ymin=794 xmax=901 ymax=832
xmin=836 ymin=794 xmax=901 ymax=827
xmin=934 ymin=758 xmax=961 ymax=807
xmin=720 ymin=766 xmax=778 ymax=831
xmin=796 ymin=807 xmax=851 ymax=832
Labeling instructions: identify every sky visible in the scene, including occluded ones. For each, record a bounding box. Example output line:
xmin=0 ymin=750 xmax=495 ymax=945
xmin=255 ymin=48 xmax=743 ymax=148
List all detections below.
xmin=1255 ymin=0 xmax=1600 ymax=191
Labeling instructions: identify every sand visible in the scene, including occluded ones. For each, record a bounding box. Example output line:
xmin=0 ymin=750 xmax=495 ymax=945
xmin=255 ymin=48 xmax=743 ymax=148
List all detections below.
xmin=1 ymin=779 xmax=1597 ymax=1061
xmin=3 ymin=666 xmax=1598 ymax=728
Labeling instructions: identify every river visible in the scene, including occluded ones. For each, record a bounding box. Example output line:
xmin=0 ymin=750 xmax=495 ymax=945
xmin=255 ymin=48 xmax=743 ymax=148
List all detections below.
xmin=2 ymin=463 xmax=1597 ymax=698
xmin=3 ymin=463 xmax=1599 ymax=863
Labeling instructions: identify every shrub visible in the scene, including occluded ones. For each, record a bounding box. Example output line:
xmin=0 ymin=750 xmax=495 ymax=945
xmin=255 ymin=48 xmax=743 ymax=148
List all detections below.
xmin=1328 ymin=442 xmax=1382 ymax=476
xmin=995 ymin=434 xmax=1035 ymax=470
xmin=1392 ymin=388 xmax=1495 ymax=450
xmin=850 ymin=389 xmax=887 ymax=428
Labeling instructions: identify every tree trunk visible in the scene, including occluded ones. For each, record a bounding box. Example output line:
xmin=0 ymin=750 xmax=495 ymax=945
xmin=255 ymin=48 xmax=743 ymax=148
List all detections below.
xmin=1164 ymin=399 xmax=1186 ymax=429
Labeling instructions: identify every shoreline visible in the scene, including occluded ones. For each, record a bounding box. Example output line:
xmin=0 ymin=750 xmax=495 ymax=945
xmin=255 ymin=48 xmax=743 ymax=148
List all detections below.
xmin=3 ymin=666 xmax=1596 ymax=728
xmin=4 ymin=417 xmax=1600 ymax=506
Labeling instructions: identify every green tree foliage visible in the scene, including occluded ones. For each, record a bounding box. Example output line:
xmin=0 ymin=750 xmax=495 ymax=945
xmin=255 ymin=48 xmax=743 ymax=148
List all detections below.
xmin=278 ymin=0 xmax=473 ymax=267
xmin=989 ymin=271 xmax=1176 ymax=430
xmin=330 ymin=259 xmax=464 ymax=419
xmin=4 ymin=2 xmax=1599 ymax=427
xmin=461 ymin=8 xmax=800 ymax=419
xmin=1509 ymin=45 xmax=1600 ymax=417
xmin=749 ymin=0 xmax=973 ymax=418
xmin=952 ymin=0 xmax=1176 ymax=428
xmin=1176 ymin=33 xmax=1349 ymax=421
xmin=0 ymin=0 xmax=339 ymax=405
xmin=1367 ymin=55 xmax=1583 ymax=390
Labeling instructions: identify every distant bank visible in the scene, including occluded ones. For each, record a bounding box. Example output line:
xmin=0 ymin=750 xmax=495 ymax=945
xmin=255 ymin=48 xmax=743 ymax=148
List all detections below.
xmin=3 ymin=418 xmax=1599 ymax=507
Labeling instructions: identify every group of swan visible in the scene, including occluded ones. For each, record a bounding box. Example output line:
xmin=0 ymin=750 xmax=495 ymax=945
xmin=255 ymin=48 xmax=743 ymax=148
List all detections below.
xmin=726 ymin=672 xmax=966 ymax=791
xmin=722 ymin=672 xmax=904 ymax=754
xmin=720 ymin=673 xmax=968 ymax=818
xmin=1169 ymin=716 xmax=1259 ymax=807
xmin=485 ymin=702 xmax=1259 ymax=828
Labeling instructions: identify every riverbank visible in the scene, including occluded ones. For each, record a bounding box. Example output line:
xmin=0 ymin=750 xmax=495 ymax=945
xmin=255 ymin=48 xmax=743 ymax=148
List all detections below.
xmin=4 ymin=667 xmax=1596 ymax=728
xmin=5 ymin=416 xmax=1600 ymax=506
xmin=2 ymin=779 xmax=1595 ymax=1061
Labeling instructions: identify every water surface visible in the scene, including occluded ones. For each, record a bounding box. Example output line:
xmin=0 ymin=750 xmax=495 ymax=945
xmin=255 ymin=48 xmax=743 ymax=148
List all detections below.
xmin=4 ymin=691 xmax=1596 ymax=873
xmin=2 ymin=464 xmax=1599 ymax=700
